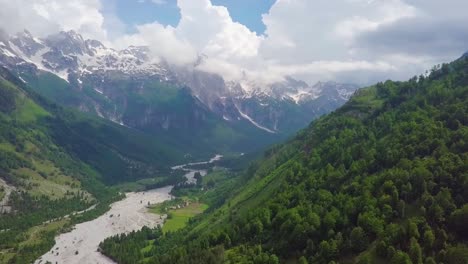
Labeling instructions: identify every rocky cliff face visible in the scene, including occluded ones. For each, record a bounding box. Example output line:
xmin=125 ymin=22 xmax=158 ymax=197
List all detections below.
xmin=0 ymin=30 xmax=359 ymax=136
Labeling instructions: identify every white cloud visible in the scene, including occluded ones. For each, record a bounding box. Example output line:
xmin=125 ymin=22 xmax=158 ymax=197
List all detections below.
xmin=115 ymin=0 xmax=263 ymax=72
xmin=113 ymin=0 xmax=468 ymax=85
xmin=1 ymin=0 xmax=467 ymax=86
xmin=260 ymin=0 xmax=418 ymax=63
xmin=176 ymin=0 xmax=261 ymax=59
xmin=0 ymin=0 xmax=110 ymax=41
xmin=135 ymin=22 xmax=197 ymax=65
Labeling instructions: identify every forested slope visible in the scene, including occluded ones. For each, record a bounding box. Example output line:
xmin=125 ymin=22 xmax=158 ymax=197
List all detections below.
xmin=101 ymin=56 xmax=468 ymax=263
xmin=0 ymin=67 xmax=189 ymax=263
xmin=0 ymin=67 xmax=192 ymax=184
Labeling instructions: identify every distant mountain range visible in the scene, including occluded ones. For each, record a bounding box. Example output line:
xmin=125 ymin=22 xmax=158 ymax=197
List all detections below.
xmin=0 ymin=30 xmax=359 ymax=149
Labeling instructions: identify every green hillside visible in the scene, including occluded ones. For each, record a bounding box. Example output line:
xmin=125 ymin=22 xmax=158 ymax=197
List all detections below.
xmin=0 ymin=67 xmax=193 ymax=263
xmin=0 ymin=68 xmax=201 ymax=184
xmin=100 ymin=57 xmax=468 ymax=263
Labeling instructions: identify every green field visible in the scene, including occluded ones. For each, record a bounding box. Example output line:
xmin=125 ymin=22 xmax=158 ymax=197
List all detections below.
xmin=161 ymin=203 xmax=208 ymax=233
xmin=19 ymin=219 xmax=69 ymax=248
xmin=13 ymin=163 xmax=89 ymax=200
xmin=114 ymin=175 xmax=185 ymax=192
xmin=15 ymin=96 xmax=51 ymax=123
xmin=115 ymin=177 xmax=167 ymax=192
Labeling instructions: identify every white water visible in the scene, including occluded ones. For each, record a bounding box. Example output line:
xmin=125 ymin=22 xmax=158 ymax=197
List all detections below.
xmin=35 ymin=155 xmax=222 ymax=264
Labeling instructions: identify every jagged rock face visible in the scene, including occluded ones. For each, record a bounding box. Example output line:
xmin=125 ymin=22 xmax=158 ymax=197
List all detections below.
xmin=0 ymin=30 xmax=359 ymax=136
xmin=44 ymin=31 xmax=88 ymax=56
xmin=9 ymin=30 xmax=45 ymax=57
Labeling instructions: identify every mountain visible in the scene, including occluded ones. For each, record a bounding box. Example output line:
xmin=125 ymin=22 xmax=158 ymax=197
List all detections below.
xmin=99 ymin=55 xmax=468 ymax=263
xmin=0 ymin=64 xmax=218 ymax=262
xmin=0 ymin=30 xmax=358 ymax=140
xmin=0 ymin=66 xmax=204 ymax=184
xmin=0 ymin=30 xmax=356 ymax=263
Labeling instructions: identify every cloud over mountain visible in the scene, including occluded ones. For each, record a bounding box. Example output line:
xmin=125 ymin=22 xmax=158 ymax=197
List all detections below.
xmin=0 ymin=0 xmax=467 ymax=85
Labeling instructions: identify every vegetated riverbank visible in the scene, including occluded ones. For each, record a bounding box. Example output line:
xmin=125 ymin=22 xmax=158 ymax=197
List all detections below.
xmin=35 ymin=186 xmax=173 ymax=264
xmin=171 ymin=154 xmax=223 ymax=184
xmin=35 ymin=155 xmax=222 ymax=264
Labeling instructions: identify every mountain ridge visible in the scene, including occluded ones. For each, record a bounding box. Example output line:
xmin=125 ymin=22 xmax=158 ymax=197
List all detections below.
xmin=0 ymin=30 xmax=359 ymax=135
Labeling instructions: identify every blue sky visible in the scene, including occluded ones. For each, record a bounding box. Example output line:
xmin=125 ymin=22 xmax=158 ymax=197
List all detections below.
xmin=211 ymin=0 xmax=276 ymax=33
xmin=113 ymin=0 xmax=275 ymax=34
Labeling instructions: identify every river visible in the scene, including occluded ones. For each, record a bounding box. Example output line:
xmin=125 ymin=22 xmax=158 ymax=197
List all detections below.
xmin=171 ymin=154 xmax=223 ymax=184
xmin=35 ymin=155 xmax=221 ymax=264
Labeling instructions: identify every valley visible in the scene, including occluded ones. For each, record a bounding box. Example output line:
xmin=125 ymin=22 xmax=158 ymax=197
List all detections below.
xmin=92 ymin=55 xmax=468 ymax=264
xmin=35 ymin=154 xmax=222 ymax=264
xmin=35 ymin=186 xmax=172 ymax=264
xmin=0 ymin=30 xmax=358 ymax=157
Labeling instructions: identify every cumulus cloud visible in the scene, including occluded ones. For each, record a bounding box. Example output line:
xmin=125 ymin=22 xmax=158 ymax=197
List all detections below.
xmin=0 ymin=0 xmax=110 ymax=41
xmin=130 ymin=0 xmax=467 ymax=85
xmin=254 ymin=0 xmax=468 ymax=84
xmin=114 ymin=0 xmax=265 ymax=78
xmin=1 ymin=0 xmax=467 ymax=85
xmin=120 ymin=22 xmax=198 ymax=65
xmin=355 ymin=0 xmax=468 ymax=61
xmin=176 ymin=0 xmax=261 ymax=60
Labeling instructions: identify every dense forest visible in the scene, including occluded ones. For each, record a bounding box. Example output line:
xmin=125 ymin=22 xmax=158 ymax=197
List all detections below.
xmin=100 ymin=56 xmax=468 ymax=263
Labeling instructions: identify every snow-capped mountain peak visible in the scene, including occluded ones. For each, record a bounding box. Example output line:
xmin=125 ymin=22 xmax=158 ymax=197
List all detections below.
xmin=0 ymin=30 xmax=360 ymax=134
xmin=1 ymin=30 xmax=170 ymax=82
xmin=10 ymin=30 xmax=45 ymax=57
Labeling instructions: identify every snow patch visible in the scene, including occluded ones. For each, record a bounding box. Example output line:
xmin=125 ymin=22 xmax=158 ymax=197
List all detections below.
xmin=18 ymin=76 xmax=27 ymax=83
xmin=235 ymin=105 xmax=276 ymax=134
xmin=94 ymin=104 xmax=104 ymax=118
xmin=286 ymin=89 xmax=319 ymax=104
xmin=94 ymin=88 xmax=103 ymax=94
xmin=55 ymin=69 xmax=70 ymax=82
xmin=9 ymin=43 xmax=70 ymax=83
xmin=1 ymin=48 xmax=17 ymax=58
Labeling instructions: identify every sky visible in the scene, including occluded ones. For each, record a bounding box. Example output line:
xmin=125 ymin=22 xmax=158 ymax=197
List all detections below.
xmin=111 ymin=0 xmax=275 ymax=34
xmin=0 ymin=0 xmax=467 ymax=86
